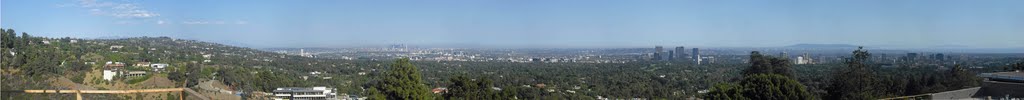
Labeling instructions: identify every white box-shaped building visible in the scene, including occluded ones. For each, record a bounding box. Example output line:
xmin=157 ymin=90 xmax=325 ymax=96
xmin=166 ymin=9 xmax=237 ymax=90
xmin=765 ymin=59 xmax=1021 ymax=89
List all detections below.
xmin=102 ymin=70 xmax=117 ymax=81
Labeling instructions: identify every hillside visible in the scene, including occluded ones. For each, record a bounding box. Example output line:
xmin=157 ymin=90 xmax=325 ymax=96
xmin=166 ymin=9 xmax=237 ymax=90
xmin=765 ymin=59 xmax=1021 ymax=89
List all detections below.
xmin=0 ymin=29 xmax=369 ymax=99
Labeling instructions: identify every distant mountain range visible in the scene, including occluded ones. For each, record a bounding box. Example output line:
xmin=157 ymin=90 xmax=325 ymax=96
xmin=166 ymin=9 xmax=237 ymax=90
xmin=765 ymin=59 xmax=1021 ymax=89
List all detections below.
xmin=785 ymin=44 xmax=861 ymax=48
xmin=781 ymin=44 xmax=1024 ymax=53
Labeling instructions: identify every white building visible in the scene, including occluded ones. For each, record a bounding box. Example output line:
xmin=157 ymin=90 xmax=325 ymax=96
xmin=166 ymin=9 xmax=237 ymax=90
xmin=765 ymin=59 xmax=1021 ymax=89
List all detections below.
xmin=134 ymin=62 xmax=151 ymax=67
xmin=151 ymin=63 xmax=169 ymax=72
xmin=202 ymin=54 xmax=214 ymax=58
xmin=272 ymin=87 xmax=338 ymax=100
xmin=796 ymin=56 xmax=805 ymax=64
xmin=102 ymin=70 xmax=117 ymax=81
xmin=796 ymin=54 xmax=814 ymax=64
xmin=126 ymin=71 xmax=147 ymax=77
xmin=109 ymin=45 xmax=124 ymax=51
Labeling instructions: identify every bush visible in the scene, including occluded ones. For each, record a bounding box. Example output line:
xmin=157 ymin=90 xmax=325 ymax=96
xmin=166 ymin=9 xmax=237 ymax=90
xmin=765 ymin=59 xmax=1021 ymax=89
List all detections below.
xmin=69 ymin=72 xmax=86 ymax=83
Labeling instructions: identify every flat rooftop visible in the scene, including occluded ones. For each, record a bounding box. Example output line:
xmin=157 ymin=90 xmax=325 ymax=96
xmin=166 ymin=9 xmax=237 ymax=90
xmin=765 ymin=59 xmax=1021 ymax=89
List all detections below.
xmin=272 ymin=87 xmax=333 ymax=93
xmin=980 ymin=72 xmax=1024 ymax=83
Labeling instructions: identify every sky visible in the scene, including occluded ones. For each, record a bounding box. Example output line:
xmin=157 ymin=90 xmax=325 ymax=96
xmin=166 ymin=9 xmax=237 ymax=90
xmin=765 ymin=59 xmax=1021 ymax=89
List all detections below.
xmin=2 ymin=0 xmax=1023 ymax=48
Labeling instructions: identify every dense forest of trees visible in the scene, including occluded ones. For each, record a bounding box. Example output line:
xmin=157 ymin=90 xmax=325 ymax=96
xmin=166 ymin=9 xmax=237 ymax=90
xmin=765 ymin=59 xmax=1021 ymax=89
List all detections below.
xmin=1 ymin=29 xmax=97 ymax=99
xmin=405 ymin=60 xmax=740 ymax=99
xmin=703 ymin=51 xmax=815 ymax=100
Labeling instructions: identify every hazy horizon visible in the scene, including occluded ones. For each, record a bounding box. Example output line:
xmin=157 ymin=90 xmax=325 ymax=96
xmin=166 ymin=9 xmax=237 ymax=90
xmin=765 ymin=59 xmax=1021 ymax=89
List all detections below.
xmin=3 ymin=0 xmax=1024 ymax=48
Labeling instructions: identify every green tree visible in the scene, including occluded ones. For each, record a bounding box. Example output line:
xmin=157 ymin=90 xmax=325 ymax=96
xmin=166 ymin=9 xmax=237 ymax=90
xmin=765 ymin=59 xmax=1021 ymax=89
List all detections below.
xmin=705 ymin=51 xmax=814 ymax=100
xmin=826 ymin=46 xmax=878 ymax=100
xmin=1 ymin=28 xmax=14 ymax=48
xmin=376 ymin=58 xmax=433 ymax=100
xmin=1008 ymin=60 xmax=1024 ymax=71
xmin=945 ymin=65 xmax=978 ymax=89
xmin=367 ymin=87 xmax=387 ymax=100
xmin=903 ymin=76 xmax=924 ymax=95
xmin=743 ymin=51 xmax=793 ymax=77
xmin=740 ymin=74 xmax=815 ymax=100
xmin=21 ymin=32 xmax=30 ymax=46
xmin=703 ymin=74 xmax=815 ymax=100
xmin=443 ymin=75 xmax=507 ymax=100
xmin=0 ymin=29 xmax=12 ymax=70
xmin=704 ymin=83 xmax=747 ymax=100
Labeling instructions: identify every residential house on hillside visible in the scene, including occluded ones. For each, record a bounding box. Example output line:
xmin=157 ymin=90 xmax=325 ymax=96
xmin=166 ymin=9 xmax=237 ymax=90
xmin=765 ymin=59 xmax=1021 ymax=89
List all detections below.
xmin=134 ymin=62 xmax=151 ymax=67
xmin=104 ymin=61 xmax=125 ymax=70
xmin=109 ymin=45 xmax=124 ymax=52
xmin=151 ymin=63 xmax=169 ymax=72
xmin=102 ymin=70 xmax=117 ymax=81
xmin=125 ymin=71 xmax=147 ymax=77
xmin=102 ymin=61 xmax=126 ymax=81
xmin=272 ymin=87 xmax=339 ymax=100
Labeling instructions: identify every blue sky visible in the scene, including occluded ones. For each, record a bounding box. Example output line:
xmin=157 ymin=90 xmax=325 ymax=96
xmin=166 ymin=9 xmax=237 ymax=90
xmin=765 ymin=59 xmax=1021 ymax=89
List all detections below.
xmin=2 ymin=0 xmax=1023 ymax=48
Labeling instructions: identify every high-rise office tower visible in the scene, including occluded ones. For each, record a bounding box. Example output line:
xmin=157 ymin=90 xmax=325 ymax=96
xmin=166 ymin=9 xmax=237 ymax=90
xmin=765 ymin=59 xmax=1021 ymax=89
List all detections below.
xmin=667 ymin=50 xmax=675 ymax=60
xmin=674 ymin=46 xmax=686 ymax=60
xmin=692 ymin=48 xmax=700 ymax=64
xmin=654 ymin=46 xmax=664 ymax=60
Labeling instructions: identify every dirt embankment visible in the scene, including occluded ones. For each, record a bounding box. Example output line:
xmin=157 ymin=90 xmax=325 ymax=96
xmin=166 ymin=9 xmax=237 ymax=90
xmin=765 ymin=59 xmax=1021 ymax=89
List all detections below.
xmin=58 ymin=69 xmax=185 ymax=99
xmin=50 ymin=77 xmax=98 ymax=90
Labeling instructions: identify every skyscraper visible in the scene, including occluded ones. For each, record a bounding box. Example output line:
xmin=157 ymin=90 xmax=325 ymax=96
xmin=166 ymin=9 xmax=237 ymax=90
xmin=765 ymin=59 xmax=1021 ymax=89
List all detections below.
xmin=692 ymin=48 xmax=700 ymax=65
xmin=654 ymin=46 xmax=664 ymax=60
xmin=674 ymin=46 xmax=686 ymax=60
xmin=667 ymin=50 xmax=675 ymax=60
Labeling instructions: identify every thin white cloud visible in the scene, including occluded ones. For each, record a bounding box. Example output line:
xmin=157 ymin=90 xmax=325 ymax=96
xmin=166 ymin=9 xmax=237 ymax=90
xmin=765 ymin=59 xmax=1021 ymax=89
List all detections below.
xmin=182 ymin=21 xmax=211 ymax=25
xmin=88 ymin=8 xmax=104 ymax=15
xmin=68 ymin=0 xmax=159 ymax=19
xmin=62 ymin=0 xmax=248 ymax=25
